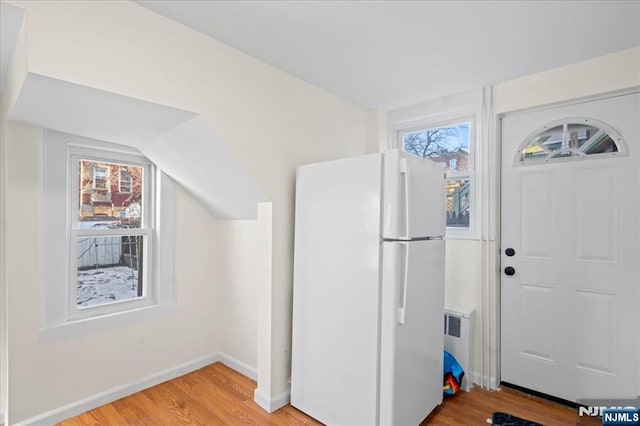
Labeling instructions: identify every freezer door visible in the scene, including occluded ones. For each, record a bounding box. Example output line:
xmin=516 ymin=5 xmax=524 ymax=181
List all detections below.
xmin=379 ymin=239 xmax=445 ymax=426
xmin=382 ymin=150 xmax=446 ymax=239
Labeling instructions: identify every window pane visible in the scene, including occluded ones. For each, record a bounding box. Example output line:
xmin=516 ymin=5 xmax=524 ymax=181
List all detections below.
xmin=402 ymin=122 xmax=470 ymax=172
xmin=520 ymin=124 xmax=563 ymax=162
xmin=79 ymin=160 xmax=143 ymax=228
xmin=581 ymin=133 xmax=618 ymax=155
xmin=567 ymin=123 xmax=599 ymax=149
xmin=446 ymin=178 xmax=470 ymax=228
xmin=518 ymin=121 xmax=621 ymax=165
xmin=76 ymin=235 xmax=144 ymax=308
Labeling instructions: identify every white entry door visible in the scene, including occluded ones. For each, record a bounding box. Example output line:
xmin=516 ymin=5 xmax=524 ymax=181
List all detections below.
xmin=501 ymin=92 xmax=640 ymax=403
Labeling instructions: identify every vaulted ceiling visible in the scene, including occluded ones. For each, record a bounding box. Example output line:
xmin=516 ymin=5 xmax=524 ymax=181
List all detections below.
xmin=137 ymin=0 xmax=640 ymax=110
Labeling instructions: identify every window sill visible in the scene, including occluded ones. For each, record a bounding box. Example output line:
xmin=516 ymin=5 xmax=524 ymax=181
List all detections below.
xmin=445 ymin=232 xmax=497 ymax=242
xmin=38 ymin=302 xmax=176 ymax=343
xmin=446 ymin=227 xmax=480 ymax=241
xmin=446 ymin=234 xmax=480 ymax=241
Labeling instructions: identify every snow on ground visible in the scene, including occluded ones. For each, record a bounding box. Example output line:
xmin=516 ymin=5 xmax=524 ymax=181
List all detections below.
xmin=77 ymin=266 xmax=139 ymax=308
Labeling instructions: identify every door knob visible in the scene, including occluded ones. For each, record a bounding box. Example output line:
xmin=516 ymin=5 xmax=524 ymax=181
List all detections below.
xmin=504 ymin=266 xmax=515 ymax=276
xmin=505 ymin=248 xmax=515 ymax=257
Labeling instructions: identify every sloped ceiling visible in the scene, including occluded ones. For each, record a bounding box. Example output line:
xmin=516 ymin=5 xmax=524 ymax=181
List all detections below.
xmin=137 ymin=0 xmax=640 ymax=110
xmin=9 ymin=72 xmax=268 ymax=219
xmin=10 ymin=74 xmax=197 ymax=144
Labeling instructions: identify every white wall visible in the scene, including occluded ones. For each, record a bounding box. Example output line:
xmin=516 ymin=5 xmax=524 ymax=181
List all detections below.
xmin=215 ymin=217 xmax=263 ymax=370
xmin=0 ymin=12 xmax=27 ymax=414
xmin=443 ymin=241 xmax=482 ymax=309
xmin=2 ymin=0 xmax=369 ymax=422
xmin=0 ymin=94 xmax=8 ymax=424
xmin=496 ymin=47 xmax=640 ymax=114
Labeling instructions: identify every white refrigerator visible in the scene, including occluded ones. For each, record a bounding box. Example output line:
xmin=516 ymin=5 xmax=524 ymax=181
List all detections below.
xmin=291 ymin=149 xmax=446 ymax=426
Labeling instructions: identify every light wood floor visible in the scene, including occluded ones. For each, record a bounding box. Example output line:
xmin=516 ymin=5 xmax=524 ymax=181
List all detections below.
xmin=423 ymin=385 xmax=599 ymax=425
xmin=58 ymin=362 xmax=596 ymax=425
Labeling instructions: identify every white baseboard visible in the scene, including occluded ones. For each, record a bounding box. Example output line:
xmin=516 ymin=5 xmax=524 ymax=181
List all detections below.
xmin=254 ymin=388 xmax=290 ymax=413
xmin=217 ymin=352 xmax=257 ymax=381
xmin=14 ymin=353 xmax=229 ymax=426
xmin=254 ymin=388 xmax=271 ymax=412
xmin=472 ymin=371 xmax=499 ymax=390
xmin=271 ymin=391 xmax=291 ymax=412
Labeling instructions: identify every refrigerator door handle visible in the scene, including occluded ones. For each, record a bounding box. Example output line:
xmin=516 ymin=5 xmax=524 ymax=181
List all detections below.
xmin=398 ymin=241 xmax=409 ymax=325
xmin=400 ymin=158 xmax=410 ymax=238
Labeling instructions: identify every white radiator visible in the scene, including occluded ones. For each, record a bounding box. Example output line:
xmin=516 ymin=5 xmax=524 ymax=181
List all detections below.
xmin=444 ymin=306 xmax=475 ymax=392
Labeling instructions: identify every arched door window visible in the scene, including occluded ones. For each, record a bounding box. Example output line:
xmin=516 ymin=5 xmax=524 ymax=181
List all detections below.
xmin=516 ymin=118 xmax=626 ymax=166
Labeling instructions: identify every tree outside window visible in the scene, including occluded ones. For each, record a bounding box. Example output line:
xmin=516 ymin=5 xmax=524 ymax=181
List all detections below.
xmin=402 ymin=122 xmax=473 ymax=229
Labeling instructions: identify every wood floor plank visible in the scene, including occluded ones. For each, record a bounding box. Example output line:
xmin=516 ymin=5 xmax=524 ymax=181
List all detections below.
xmin=57 ymin=362 xmax=596 ymax=425
xmin=69 ymin=402 xmax=128 ymax=425
xmin=110 ymin=392 xmax=167 ymax=426
xmin=199 ymin=364 xmax=255 ymax=401
xmin=170 ymin=379 xmax=251 ymax=425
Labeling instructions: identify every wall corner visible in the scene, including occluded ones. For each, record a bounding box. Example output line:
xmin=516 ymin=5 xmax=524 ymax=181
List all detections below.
xmin=365 ymin=109 xmax=389 ymax=153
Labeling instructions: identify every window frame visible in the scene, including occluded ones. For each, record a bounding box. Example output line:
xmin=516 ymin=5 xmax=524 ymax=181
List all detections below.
xmin=69 ymin=149 xmax=155 ymax=320
xmin=40 ymin=130 xmax=176 ymax=339
xmin=515 ymin=117 xmax=627 ymax=166
xmin=393 ymin=113 xmax=479 ymax=240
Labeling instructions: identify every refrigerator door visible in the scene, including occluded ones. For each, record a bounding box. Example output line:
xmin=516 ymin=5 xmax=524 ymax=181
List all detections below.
xmin=382 ymin=150 xmax=446 ymax=239
xmin=291 ymin=153 xmax=383 ymax=425
xmin=379 ymin=239 xmax=445 ymax=426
